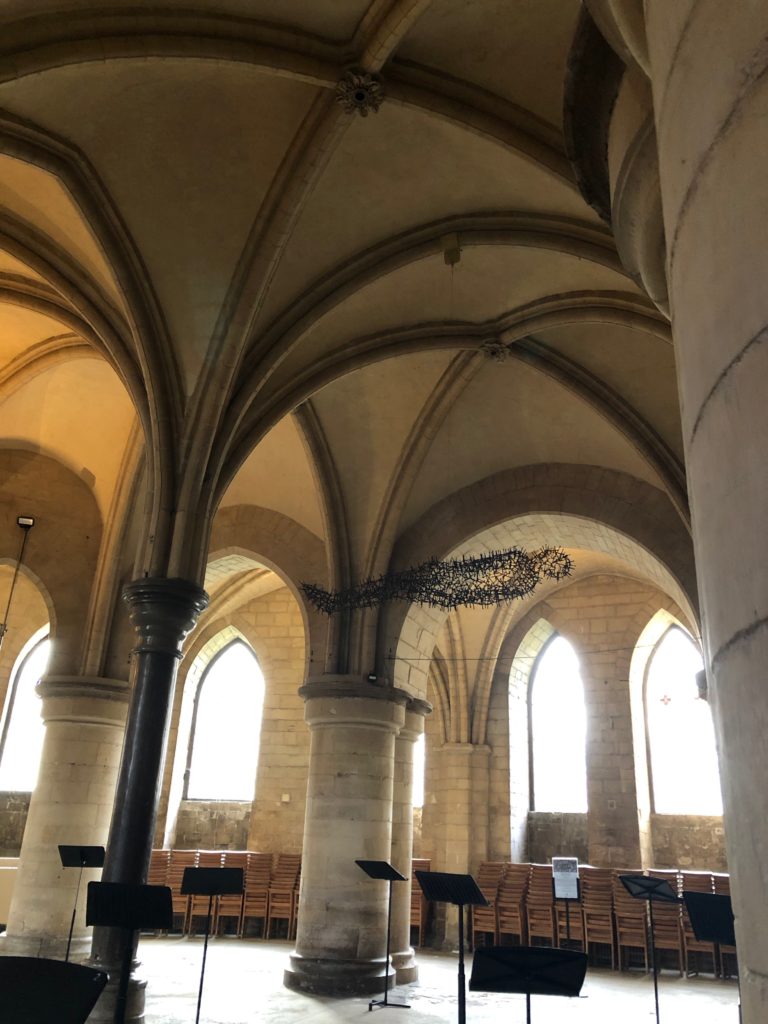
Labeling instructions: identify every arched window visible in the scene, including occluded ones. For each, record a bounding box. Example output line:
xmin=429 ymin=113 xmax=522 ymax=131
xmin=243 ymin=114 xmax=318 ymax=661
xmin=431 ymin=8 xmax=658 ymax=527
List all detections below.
xmin=529 ymin=635 xmax=588 ymax=812
xmin=0 ymin=629 xmax=51 ymax=791
xmin=645 ymin=627 xmax=722 ymax=815
xmin=184 ymin=640 xmax=265 ymax=801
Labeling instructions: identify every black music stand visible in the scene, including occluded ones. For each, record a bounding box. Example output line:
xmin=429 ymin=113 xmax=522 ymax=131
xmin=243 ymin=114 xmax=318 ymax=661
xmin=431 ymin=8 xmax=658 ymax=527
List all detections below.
xmin=619 ymin=874 xmax=679 ymax=1024
xmin=470 ymin=945 xmax=588 ymax=1024
xmin=58 ymin=844 xmax=105 ymax=962
xmin=0 ymin=955 xmax=109 ymax=1024
xmin=416 ymin=871 xmax=488 ymax=1024
xmin=182 ymin=866 xmax=244 ymax=1024
xmin=86 ymin=880 xmax=173 ymax=1024
xmin=356 ymin=859 xmax=409 ymax=1011
xmin=683 ymin=891 xmax=739 ymax=1020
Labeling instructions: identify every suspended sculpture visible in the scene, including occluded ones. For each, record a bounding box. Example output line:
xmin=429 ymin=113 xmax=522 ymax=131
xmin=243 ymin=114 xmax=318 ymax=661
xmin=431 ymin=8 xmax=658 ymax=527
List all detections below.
xmin=301 ymin=547 xmax=573 ymax=615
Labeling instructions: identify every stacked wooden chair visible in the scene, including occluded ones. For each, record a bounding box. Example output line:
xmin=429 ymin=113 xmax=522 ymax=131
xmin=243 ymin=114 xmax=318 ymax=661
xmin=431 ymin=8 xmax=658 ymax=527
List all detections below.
xmin=266 ymin=853 xmax=302 ymax=939
xmin=525 ymin=865 xmax=556 ymax=947
xmin=612 ymin=870 xmax=649 ymax=970
xmin=410 ymin=858 xmax=431 ymax=947
xmin=580 ymin=866 xmax=615 ymax=968
xmin=147 ymin=849 xmax=170 ymax=888
xmin=496 ymin=863 xmax=530 ymax=945
xmin=470 ymin=861 xmax=506 ymax=947
xmin=713 ymin=873 xmax=738 ymax=978
xmin=680 ymin=871 xmax=717 ymax=975
xmin=647 ymin=869 xmax=683 ymax=974
xmin=187 ymin=850 xmax=225 ymax=935
xmin=167 ymin=849 xmax=198 ymax=932
xmin=215 ymin=850 xmax=249 ymax=936
xmin=554 ymin=877 xmax=586 ymax=952
xmin=240 ymin=852 xmax=273 ymax=937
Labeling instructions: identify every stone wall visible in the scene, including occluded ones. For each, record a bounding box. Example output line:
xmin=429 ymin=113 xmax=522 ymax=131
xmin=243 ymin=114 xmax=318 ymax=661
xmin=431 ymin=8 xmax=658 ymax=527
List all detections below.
xmin=0 ymin=793 xmax=30 ymax=856
xmin=173 ymin=800 xmax=251 ymax=850
xmin=527 ymin=812 xmax=589 ymax=864
xmin=651 ymin=815 xmax=727 ymax=871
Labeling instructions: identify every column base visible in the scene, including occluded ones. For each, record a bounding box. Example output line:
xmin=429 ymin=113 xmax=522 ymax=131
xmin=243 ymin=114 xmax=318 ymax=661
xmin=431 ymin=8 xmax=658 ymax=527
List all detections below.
xmin=392 ymin=948 xmax=419 ymax=984
xmin=86 ymin=958 xmax=147 ymax=1023
xmin=284 ymin=952 xmax=394 ymax=996
xmin=0 ymin=931 xmax=91 ymax=962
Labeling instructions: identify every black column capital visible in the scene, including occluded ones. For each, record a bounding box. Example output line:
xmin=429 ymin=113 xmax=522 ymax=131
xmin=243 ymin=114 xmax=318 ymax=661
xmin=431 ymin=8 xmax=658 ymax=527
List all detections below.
xmin=122 ymin=577 xmax=208 ymax=657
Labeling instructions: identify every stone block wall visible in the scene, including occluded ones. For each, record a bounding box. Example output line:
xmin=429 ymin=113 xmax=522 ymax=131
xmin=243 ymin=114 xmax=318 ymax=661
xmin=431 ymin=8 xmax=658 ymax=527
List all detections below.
xmin=173 ymin=800 xmax=251 ymax=850
xmin=0 ymin=793 xmax=30 ymax=856
xmin=527 ymin=812 xmax=589 ymax=864
xmin=651 ymin=814 xmax=727 ymax=871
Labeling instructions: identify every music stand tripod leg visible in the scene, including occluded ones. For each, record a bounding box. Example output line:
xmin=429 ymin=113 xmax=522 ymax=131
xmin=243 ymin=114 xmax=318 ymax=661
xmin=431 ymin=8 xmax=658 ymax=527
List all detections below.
xmin=369 ymin=877 xmax=409 ymax=1010
xmin=66 ymin=861 xmax=85 ymax=963
xmin=457 ymin=903 xmax=466 ymax=1024
xmin=113 ymin=927 xmax=134 ymax=1024
xmin=195 ymin=894 xmax=213 ymax=1024
xmin=649 ymin=900 xmax=660 ymax=1024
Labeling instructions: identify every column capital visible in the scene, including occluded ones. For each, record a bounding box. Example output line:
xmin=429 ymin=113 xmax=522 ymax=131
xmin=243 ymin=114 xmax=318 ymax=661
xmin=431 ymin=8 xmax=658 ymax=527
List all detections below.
xmin=299 ymin=675 xmax=411 ymax=706
xmin=36 ymin=676 xmax=130 ymax=725
xmin=122 ymin=577 xmax=208 ymax=657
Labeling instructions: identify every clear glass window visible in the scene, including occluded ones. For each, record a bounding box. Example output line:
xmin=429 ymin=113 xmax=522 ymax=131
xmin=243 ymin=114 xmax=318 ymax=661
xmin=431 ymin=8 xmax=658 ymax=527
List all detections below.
xmin=530 ymin=635 xmax=588 ymax=812
xmin=186 ymin=640 xmax=265 ymax=801
xmin=645 ymin=628 xmax=722 ymax=815
xmin=0 ymin=632 xmax=51 ymax=791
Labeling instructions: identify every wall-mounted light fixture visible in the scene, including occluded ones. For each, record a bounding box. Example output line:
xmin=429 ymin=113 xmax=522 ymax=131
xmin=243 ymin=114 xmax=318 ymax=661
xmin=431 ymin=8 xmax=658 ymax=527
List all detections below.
xmin=0 ymin=515 xmax=35 ymax=650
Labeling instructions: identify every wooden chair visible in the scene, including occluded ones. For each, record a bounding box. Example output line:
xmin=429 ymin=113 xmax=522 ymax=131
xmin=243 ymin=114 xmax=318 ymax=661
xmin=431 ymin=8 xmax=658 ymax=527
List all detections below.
xmin=681 ymin=871 xmax=717 ymax=975
xmin=470 ymin=861 xmax=506 ymax=947
xmin=267 ymin=853 xmax=302 ymax=938
xmin=144 ymin=849 xmax=171 ymax=934
xmin=554 ymin=880 xmax=586 ymax=952
xmin=647 ymin=869 xmax=683 ymax=975
xmin=612 ymin=870 xmax=649 ymax=971
xmin=216 ymin=850 xmax=249 ymax=936
xmin=167 ymin=849 xmax=197 ymax=933
xmin=580 ymin=866 xmax=616 ymax=968
xmin=526 ymin=865 xmax=556 ymax=947
xmin=147 ymin=848 xmax=170 ymax=888
xmin=410 ymin=858 xmax=431 ymax=947
xmin=713 ymin=873 xmax=738 ymax=978
xmin=187 ymin=850 xmax=225 ymax=935
xmin=497 ymin=863 xmax=530 ymax=946
xmin=240 ymin=852 xmax=273 ymax=937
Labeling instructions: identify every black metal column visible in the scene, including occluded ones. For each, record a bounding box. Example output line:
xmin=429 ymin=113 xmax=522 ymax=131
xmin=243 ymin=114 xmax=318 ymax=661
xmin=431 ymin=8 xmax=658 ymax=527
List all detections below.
xmin=90 ymin=577 xmax=208 ymax=1019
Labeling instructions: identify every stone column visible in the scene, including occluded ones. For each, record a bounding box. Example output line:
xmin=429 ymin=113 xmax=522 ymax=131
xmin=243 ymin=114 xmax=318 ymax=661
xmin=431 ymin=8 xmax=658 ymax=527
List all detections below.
xmin=284 ymin=678 xmax=406 ymax=996
xmin=89 ymin=577 xmax=207 ymax=1023
xmin=390 ymin=699 xmax=429 ymax=984
xmin=431 ymin=742 xmax=491 ymax=949
xmin=581 ymin=652 xmax=643 ymax=868
xmin=1 ymin=676 xmax=129 ymax=959
xmin=642 ymin=7 xmax=768 ymax=1020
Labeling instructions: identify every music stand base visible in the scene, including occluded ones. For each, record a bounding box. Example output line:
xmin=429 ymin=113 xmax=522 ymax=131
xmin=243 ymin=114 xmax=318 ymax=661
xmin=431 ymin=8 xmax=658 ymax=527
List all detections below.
xmin=368 ymin=997 xmax=410 ymax=1011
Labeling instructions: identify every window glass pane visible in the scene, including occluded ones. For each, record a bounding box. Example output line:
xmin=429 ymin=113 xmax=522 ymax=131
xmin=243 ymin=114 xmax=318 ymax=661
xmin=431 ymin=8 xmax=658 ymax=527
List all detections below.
xmin=187 ymin=641 xmax=265 ymax=800
xmin=646 ymin=629 xmax=722 ymax=815
xmin=0 ymin=637 xmax=50 ymax=791
xmin=531 ymin=636 xmax=588 ymax=812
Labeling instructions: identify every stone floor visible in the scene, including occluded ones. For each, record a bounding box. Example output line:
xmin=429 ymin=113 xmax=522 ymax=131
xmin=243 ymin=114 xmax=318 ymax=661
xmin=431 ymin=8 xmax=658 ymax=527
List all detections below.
xmin=139 ymin=936 xmax=740 ymax=1024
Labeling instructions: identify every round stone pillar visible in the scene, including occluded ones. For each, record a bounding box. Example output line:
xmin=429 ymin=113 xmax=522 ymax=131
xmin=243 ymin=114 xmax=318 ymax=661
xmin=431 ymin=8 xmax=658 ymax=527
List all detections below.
xmin=390 ymin=700 xmax=429 ymax=984
xmin=644 ymin=7 xmax=768 ymax=1020
xmin=89 ymin=577 xmax=207 ymax=1024
xmin=1 ymin=676 xmax=129 ymax=959
xmin=284 ymin=678 xmax=406 ymax=996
